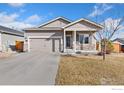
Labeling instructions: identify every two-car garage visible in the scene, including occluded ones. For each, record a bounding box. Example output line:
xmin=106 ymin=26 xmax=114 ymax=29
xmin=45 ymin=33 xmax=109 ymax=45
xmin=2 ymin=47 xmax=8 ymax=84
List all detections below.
xmin=25 ymin=28 xmax=63 ymax=53
xmin=26 ymin=30 xmax=63 ymax=53
xmin=29 ymin=37 xmax=61 ymax=53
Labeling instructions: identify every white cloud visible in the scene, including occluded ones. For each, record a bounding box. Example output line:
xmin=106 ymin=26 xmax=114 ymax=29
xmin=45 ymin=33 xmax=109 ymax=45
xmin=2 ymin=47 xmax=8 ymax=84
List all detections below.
xmin=0 ymin=12 xmax=19 ymax=23
xmin=25 ymin=14 xmax=41 ymax=24
xmin=0 ymin=12 xmax=36 ymax=30
xmin=88 ymin=4 xmax=113 ymax=17
xmin=0 ymin=11 xmax=52 ymax=30
xmin=8 ymin=3 xmax=25 ymax=7
xmin=0 ymin=22 xmax=34 ymax=30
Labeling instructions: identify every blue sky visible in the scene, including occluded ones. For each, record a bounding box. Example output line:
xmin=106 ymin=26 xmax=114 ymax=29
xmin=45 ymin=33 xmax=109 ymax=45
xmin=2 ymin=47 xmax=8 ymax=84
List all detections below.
xmin=0 ymin=3 xmax=124 ymax=38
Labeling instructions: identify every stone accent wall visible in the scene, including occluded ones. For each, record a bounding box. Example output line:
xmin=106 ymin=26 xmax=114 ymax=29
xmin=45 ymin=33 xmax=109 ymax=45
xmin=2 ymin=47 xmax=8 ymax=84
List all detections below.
xmin=76 ymin=43 xmax=96 ymax=50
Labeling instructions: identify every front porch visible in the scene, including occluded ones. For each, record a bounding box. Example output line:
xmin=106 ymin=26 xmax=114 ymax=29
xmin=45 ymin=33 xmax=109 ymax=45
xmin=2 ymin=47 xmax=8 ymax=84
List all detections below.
xmin=63 ymin=30 xmax=98 ymax=54
xmin=62 ymin=18 xmax=103 ymax=54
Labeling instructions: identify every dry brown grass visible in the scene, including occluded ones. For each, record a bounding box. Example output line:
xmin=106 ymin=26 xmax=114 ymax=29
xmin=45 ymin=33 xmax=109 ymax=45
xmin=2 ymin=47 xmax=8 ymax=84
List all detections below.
xmin=56 ymin=54 xmax=124 ymax=85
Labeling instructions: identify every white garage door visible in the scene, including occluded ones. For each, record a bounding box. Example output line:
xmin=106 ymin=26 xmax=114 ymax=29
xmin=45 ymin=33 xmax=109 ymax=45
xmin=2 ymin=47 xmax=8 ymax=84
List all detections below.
xmin=30 ymin=38 xmax=60 ymax=53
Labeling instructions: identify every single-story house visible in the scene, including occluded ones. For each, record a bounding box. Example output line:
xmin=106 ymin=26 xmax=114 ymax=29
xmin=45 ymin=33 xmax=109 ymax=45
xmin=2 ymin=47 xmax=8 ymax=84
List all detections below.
xmin=0 ymin=25 xmax=24 ymax=52
xmin=24 ymin=17 xmax=103 ymax=53
xmin=112 ymin=38 xmax=124 ymax=53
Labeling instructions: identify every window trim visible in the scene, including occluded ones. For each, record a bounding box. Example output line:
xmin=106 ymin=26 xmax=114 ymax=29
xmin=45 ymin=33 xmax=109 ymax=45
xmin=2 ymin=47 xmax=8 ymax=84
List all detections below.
xmin=79 ymin=34 xmax=89 ymax=44
xmin=84 ymin=36 xmax=89 ymax=44
xmin=79 ymin=34 xmax=84 ymax=44
xmin=66 ymin=35 xmax=72 ymax=48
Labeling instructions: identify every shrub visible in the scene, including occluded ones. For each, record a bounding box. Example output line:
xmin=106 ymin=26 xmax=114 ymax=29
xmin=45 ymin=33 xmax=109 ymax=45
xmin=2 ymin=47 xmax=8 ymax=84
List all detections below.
xmin=106 ymin=41 xmax=114 ymax=54
xmin=101 ymin=39 xmax=114 ymax=54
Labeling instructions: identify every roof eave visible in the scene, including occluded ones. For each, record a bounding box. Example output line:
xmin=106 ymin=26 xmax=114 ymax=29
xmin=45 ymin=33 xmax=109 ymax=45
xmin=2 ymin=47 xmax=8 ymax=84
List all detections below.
xmin=24 ymin=28 xmax=63 ymax=31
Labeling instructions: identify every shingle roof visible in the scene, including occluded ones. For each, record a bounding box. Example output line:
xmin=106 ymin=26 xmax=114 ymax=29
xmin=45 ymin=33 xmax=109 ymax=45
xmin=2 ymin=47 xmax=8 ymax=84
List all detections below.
xmin=112 ymin=38 xmax=124 ymax=44
xmin=24 ymin=27 xmax=63 ymax=31
xmin=0 ymin=25 xmax=24 ymax=36
xmin=38 ymin=16 xmax=72 ymax=28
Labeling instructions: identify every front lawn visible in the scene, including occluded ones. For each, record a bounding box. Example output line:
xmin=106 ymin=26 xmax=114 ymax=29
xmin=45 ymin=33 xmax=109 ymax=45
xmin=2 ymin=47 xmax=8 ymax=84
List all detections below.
xmin=55 ymin=54 xmax=124 ymax=85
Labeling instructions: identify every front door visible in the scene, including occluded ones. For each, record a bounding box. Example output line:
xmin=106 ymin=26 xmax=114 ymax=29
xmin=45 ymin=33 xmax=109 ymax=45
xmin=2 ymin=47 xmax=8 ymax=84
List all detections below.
xmin=66 ymin=36 xmax=71 ymax=48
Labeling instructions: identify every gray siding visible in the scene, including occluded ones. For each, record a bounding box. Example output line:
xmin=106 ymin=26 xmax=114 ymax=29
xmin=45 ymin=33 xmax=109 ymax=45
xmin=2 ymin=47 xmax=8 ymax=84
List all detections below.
xmin=1 ymin=33 xmax=24 ymax=52
xmin=25 ymin=30 xmax=63 ymax=38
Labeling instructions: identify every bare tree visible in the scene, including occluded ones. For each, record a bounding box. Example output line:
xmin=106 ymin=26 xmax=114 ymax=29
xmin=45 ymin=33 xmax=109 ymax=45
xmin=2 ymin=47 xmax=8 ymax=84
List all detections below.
xmin=95 ymin=17 xmax=124 ymax=60
xmin=89 ymin=4 xmax=124 ymax=60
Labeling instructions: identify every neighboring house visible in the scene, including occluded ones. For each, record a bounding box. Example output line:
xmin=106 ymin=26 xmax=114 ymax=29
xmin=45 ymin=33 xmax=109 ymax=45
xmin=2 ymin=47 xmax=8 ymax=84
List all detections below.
xmin=0 ymin=25 xmax=24 ymax=52
xmin=24 ymin=17 xmax=103 ymax=53
xmin=112 ymin=38 xmax=124 ymax=53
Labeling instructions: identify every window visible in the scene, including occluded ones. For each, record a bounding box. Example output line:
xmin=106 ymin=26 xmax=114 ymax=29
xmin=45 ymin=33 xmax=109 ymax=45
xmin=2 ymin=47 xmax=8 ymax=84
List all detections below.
xmin=76 ymin=33 xmax=79 ymax=41
xmin=79 ymin=34 xmax=89 ymax=44
xmin=121 ymin=45 xmax=124 ymax=48
xmin=79 ymin=35 xmax=84 ymax=44
xmin=84 ymin=36 xmax=89 ymax=44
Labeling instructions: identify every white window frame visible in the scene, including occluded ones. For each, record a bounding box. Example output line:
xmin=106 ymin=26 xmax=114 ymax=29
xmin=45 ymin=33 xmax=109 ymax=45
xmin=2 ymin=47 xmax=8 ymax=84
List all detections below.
xmin=79 ymin=34 xmax=89 ymax=44
xmin=79 ymin=34 xmax=84 ymax=44
xmin=84 ymin=35 xmax=89 ymax=44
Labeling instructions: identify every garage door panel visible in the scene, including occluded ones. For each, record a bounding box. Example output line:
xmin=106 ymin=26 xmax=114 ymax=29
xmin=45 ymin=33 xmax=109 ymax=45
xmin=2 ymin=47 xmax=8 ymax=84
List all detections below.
xmin=30 ymin=38 xmax=52 ymax=52
xmin=30 ymin=38 xmax=60 ymax=53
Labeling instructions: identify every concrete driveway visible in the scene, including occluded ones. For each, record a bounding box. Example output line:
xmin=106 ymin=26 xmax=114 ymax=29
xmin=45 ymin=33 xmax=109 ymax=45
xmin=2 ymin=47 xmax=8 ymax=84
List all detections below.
xmin=0 ymin=51 xmax=60 ymax=85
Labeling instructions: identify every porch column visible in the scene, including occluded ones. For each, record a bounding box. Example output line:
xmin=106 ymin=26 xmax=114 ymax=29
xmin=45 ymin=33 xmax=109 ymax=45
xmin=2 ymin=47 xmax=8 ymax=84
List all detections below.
xmin=27 ymin=36 xmax=30 ymax=52
xmin=73 ymin=30 xmax=76 ymax=52
xmin=60 ymin=38 xmax=63 ymax=52
xmin=63 ymin=30 xmax=66 ymax=52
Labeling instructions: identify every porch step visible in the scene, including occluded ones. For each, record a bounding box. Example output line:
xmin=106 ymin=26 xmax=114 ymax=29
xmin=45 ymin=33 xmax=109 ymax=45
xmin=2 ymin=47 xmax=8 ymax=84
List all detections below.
xmin=62 ymin=49 xmax=98 ymax=56
xmin=65 ymin=49 xmax=75 ymax=54
xmin=61 ymin=49 xmax=75 ymax=55
xmin=76 ymin=50 xmax=98 ymax=55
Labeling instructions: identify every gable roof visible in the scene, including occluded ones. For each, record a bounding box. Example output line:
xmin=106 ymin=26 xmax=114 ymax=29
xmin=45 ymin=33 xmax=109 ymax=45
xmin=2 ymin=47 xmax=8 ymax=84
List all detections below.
xmin=0 ymin=25 xmax=24 ymax=36
xmin=38 ymin=17 xmax=72 ymax=28
xmin=24 ymin=17 xmax=104 ymax=31
xmin=63 ymin=18 xmax=103 ymax=29
xmin=112 ymin=38 xmax=124 ymax=45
